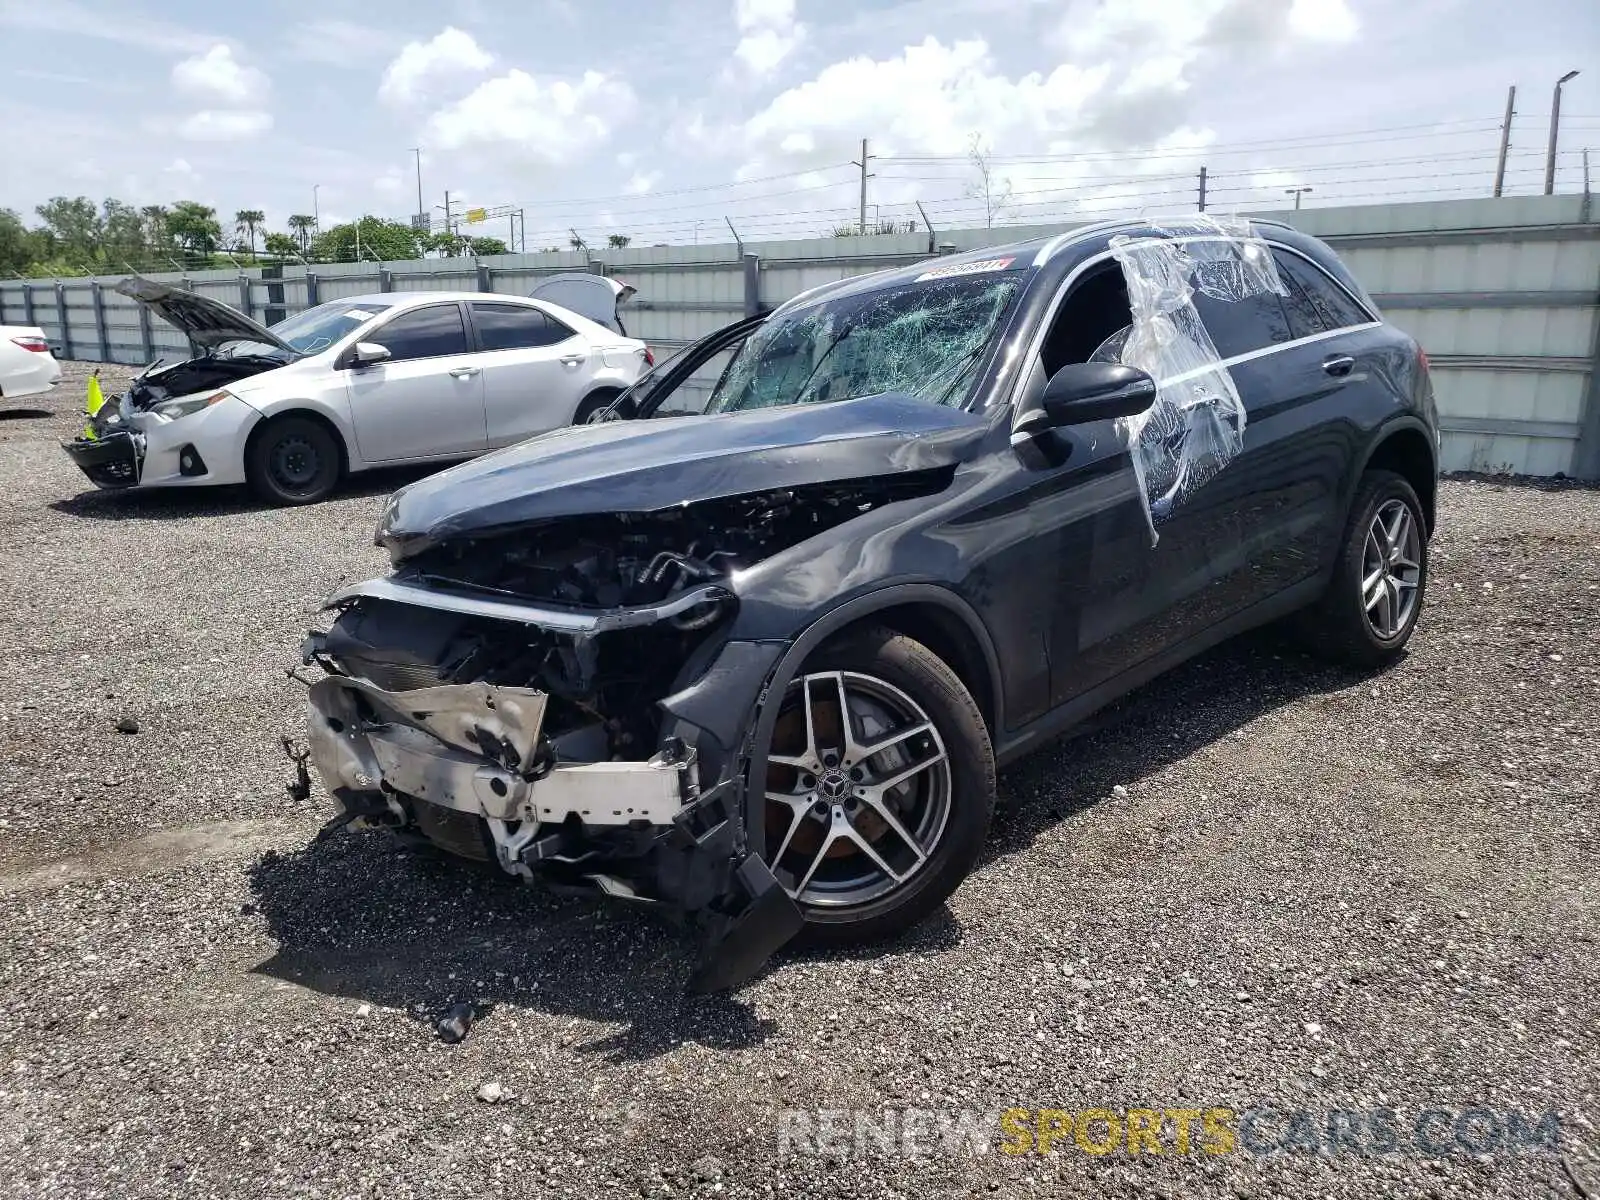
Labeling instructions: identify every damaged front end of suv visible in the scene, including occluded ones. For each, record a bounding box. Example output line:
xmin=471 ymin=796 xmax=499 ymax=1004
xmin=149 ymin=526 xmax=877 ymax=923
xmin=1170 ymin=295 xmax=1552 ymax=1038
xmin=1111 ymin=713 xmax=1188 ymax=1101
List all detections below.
xmin=302 ymin=379 xmax=989 ymax=994
xmin=299 ymin=260 xmax=1028 ymax=990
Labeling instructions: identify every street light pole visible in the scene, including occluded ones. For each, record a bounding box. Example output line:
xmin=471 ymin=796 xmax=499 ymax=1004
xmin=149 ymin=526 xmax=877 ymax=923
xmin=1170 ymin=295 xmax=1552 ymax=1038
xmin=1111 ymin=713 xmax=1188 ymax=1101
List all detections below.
xmin=1545 ymin=70 xmax=1580 ymax=196
xmin=313 ymin=184 xmax=321 ymax=232
xmin=1285 ymin=186 xmax=1313 ymax=210
xmin=409 ymin=148 xmax=424 ymax=228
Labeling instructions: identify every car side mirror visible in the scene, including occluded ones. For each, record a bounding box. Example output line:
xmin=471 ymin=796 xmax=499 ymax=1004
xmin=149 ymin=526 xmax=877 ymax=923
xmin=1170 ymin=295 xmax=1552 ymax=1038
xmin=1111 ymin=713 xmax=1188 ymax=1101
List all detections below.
xmin=351 ymin=342 xmax=391 ymax=368
xmin=1029 ymin=362 xmax=1157 ymax=430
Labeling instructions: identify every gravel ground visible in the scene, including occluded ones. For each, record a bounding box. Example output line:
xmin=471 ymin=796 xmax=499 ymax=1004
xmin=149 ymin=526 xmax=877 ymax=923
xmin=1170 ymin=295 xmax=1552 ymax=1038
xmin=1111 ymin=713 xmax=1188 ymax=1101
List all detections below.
xmin=1 ymin=361 xmax=1596 ymax=1199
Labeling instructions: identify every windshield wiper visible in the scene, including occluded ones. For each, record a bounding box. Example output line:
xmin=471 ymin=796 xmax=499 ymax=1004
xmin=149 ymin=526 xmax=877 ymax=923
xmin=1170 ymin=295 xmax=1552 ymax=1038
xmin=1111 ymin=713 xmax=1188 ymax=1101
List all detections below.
xmin=786 ymin=320 xmax=855 ymax=406
xmin=927 ymin=340 xmax=990 ymax=408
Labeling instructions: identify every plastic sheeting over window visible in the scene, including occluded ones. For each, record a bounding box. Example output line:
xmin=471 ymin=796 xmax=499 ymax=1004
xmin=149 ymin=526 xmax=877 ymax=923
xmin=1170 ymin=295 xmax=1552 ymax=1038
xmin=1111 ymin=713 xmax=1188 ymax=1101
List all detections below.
xmin=1107 ymin=216 xmax=1286 ymax=543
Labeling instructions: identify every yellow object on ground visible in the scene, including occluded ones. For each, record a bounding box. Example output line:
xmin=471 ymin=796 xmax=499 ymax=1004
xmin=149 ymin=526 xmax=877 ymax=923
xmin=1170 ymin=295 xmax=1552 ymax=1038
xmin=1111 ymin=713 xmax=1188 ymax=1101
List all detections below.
xmin=82 ymin=373 xmax=104 ymax=439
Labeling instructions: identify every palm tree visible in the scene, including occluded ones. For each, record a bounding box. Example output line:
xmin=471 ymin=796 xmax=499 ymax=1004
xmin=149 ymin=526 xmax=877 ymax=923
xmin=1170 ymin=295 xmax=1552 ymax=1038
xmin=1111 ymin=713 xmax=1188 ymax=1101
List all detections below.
xmin=286 ymin=214 xmax=316 ymax=253
xmin=606 ymin=233 xmax=631 ymax=249
xmin=233 ymin=209 xmax=265 ymax=260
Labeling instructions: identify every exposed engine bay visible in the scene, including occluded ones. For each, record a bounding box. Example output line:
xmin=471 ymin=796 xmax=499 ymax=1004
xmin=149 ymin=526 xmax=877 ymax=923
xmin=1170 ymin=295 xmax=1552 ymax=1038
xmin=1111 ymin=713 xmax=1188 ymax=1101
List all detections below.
xmin=397 ymin=471 xmax=952 ymax=609
xmin=122 ymin=354 xmax=286 ymax=412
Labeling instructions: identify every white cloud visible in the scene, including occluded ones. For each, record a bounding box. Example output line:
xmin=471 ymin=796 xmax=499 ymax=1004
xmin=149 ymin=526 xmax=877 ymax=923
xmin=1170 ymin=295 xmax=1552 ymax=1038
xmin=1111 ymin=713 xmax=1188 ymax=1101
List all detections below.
xmin=285 ymin=19 xmax=402 ymax=65
xmin=743 ymin=38 xmax=1109 ymax=167
xmin=0 ymin=0 xmax=212 ymax=52
xmin=379 ymin=27 xmax=494 ymax=107
xmin=624 ymin=171 xmax=662 ymax=195
xmin=424 ymin=69 xmax=635 ymax=164
xmin=1288 ymin=0 xmax=1359 ymax=42
xmin=171 ymin=44 xmax=269 ymax=106
xmin=733 ymin=0 xmax=804 ymax=76
xmin=177 ymin=110 xmax=273 ymax=141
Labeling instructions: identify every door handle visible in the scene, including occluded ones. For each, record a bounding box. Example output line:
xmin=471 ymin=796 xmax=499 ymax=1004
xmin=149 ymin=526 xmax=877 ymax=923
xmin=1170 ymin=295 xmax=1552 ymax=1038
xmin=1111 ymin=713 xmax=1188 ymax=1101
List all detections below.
xmin=1322 ymin=354 xmax=1355 ymax=377
xmin=559 ymin=354 xmax=587 ymax=366
xmin=449 ymin=366 xmax=480 ymax=378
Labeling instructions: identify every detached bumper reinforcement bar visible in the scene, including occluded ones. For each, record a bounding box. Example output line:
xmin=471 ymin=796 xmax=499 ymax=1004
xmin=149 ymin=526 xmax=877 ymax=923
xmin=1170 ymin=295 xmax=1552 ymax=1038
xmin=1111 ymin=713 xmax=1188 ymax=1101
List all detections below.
xmin=323 ymin=575 xmax=733 ymax=634
xmin=306 ymin=675 xmax=696 ymax=826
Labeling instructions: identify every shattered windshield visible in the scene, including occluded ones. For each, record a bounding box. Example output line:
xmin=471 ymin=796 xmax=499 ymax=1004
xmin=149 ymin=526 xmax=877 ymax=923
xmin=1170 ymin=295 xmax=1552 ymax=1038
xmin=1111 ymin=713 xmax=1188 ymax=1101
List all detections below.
xmin=228 ymin=300 xmax=394 ymax=357
xmin=703 ymin=271 xmax=1023 ymax=414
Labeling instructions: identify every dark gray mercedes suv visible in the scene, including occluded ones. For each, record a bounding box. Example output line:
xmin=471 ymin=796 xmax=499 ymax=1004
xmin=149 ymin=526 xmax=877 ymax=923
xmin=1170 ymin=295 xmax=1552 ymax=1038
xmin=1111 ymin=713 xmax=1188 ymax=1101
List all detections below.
xmin=298 ymin=216 xmax=1438 ymax=989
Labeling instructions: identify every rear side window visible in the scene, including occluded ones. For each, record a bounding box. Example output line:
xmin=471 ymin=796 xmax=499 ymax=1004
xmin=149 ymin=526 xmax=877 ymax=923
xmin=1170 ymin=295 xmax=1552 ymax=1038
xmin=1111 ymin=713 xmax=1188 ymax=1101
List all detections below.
xmin=1273 ymin=250 xmax=1372 ymax=334
xmin=371 ymin=305 xmax=468 ymax=361
xmin=470 ymin=303 xmax=575 ymax=351
xmin=1190 ymin=288 xmax=1293 ymax=359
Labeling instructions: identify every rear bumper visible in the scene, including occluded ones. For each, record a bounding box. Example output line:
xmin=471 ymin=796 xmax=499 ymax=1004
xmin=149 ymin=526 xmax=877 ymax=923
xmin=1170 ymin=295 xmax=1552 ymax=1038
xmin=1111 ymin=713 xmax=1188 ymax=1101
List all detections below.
xmin=0 ymin=354 xmax=60 ymax=399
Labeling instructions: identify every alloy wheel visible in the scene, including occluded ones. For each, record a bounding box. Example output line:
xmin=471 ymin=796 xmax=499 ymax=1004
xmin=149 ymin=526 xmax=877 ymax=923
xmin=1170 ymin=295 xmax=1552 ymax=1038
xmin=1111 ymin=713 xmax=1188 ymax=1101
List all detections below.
xmin=764 ymin=670 xmax=952 ymax=908
xmin=1362 ymin=497 xmax=1422 ymax=640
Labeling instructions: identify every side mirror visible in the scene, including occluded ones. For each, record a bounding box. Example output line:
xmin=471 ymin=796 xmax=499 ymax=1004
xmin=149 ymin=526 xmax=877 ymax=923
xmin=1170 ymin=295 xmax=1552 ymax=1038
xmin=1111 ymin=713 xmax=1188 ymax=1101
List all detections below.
xmin=351 ymin=341 xmax=391 ymax=368
xmin=1029 ymin=362 xmax=1157 ymax=430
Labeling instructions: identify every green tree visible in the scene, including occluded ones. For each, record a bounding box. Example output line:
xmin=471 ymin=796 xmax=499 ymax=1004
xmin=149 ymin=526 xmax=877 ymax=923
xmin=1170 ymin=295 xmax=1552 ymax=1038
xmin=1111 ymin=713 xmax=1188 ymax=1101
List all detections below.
xmin=233 ymin=209 xmax=265 ymax=259
xmin=426 ymin=229 xmax=467 ymax=257
xmin=464 ymin=235 xmax=508 ymax=256
xmin=286 ymin=214 xmax=317 ymax=252
xmin=262 ymin=231 xmax=298 ymax=259
xmin=35 ymin=196 xmax=102 ymax=265
xmin=606 ymin=233 xmax=631 ymax=249
xmin=311 ymin=217 xmax=426 ymax=263
xmin=101 ymin=200 xmax=146 ymax=269
xmin=139 ymin=206 xmax=172 ymax=262
xmin=166 ymin=201 xmax=223 ymax=262
xmin=0 ymin=208 xmax=44 ymax=275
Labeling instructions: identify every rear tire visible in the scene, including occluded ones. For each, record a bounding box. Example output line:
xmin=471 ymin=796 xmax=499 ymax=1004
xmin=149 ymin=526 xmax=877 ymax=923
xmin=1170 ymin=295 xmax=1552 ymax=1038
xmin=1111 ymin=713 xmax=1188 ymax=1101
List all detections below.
xmin=572 ymin=390 xmax=621 ymax=425
xmin=246 ymin=415 xmax=342 ymax=506
xmin=758 ymin=627 xmax=996 ymax=949
xmin=1293 ymin=468 xmax=1428 ymax=667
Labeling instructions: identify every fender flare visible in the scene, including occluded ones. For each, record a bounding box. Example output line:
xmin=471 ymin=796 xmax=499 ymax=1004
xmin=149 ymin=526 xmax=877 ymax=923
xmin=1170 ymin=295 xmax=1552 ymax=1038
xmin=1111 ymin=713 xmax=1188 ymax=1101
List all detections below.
xmin=1345 ymin=413 xmax=1438 ymax=524
xmin=741 ymin=582 xmax=1003 ymax=851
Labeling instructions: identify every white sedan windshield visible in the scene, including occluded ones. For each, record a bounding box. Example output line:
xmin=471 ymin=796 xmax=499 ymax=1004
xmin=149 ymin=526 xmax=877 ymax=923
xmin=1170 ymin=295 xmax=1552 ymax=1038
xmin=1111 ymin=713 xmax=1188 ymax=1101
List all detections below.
xmin=264 ymin=301 xmax=395 ymax=355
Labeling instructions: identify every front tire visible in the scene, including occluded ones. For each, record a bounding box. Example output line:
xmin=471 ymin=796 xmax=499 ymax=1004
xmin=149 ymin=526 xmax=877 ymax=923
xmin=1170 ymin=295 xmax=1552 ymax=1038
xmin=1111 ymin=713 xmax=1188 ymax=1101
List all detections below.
xmin=246 ymin=415 xmax=342 ymax=506
xmin=759 ymin=628 xmax=996 ymax=948
xmin=1295 ymin=468 xmax=1429 ymax=667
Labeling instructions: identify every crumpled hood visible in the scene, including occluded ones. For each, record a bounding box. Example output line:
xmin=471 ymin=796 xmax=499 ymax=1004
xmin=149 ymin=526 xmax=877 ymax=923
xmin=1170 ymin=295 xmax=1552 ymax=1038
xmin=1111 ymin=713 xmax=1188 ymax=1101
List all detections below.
xmin=379 ymin=392 xmax=987 ymax=559
xmin=116 ymin=277 xmax=295 ymax=354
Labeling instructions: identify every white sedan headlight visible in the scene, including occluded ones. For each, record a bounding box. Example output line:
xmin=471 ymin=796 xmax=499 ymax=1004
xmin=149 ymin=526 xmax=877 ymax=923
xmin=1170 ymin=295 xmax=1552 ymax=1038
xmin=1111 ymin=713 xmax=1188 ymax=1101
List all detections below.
xmin=155 ymin=390 xmax=231 ymax=420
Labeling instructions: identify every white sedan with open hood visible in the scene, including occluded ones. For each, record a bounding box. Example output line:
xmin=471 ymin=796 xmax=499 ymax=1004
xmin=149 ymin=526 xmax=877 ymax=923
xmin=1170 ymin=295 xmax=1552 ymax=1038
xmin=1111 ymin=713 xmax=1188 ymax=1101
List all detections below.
xmin=64 ymin=277 xmax=651 ymax=504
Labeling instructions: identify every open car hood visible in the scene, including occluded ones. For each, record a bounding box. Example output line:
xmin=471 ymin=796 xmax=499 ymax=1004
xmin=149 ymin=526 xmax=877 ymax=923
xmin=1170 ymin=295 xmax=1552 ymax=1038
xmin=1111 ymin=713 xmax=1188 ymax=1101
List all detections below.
xmin=116 ymin=277 xmax=295 ymax=355
xmin=379 ymin=393 xmax=987 ymax=559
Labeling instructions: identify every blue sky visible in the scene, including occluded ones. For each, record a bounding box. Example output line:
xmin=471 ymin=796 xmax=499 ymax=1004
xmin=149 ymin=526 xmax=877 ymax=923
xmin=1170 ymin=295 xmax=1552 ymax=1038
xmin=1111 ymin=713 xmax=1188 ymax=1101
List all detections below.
xmin=2 ymin=0 xmax=1597 ymax=249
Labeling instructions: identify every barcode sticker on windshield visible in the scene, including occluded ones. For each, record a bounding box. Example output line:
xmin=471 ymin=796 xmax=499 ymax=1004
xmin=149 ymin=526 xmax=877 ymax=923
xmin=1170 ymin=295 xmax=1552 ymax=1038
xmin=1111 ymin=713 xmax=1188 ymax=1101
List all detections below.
xmin=344 ymin=309 xmax=376 ymax=321
xmin=914 ymin=257 xmax=1015 ymax=283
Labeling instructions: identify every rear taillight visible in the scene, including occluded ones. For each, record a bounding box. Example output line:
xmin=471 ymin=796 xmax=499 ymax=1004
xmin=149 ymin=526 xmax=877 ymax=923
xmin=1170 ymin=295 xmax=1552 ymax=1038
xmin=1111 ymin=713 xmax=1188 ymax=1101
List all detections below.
xmin=642 ymin=346 xmax=655 ymax=367
xmin=10 ymin=336 xmax=50 ymax=354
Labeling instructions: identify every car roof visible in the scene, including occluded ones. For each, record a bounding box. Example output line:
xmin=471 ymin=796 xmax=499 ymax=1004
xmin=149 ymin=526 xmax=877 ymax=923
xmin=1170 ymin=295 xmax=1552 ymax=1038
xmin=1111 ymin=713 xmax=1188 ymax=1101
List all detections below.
xmin=771 ymin=215 xmax=1305 ymax=314
xmin=330 ymin=291 xmax=630 ymax=342
xmin=334 ymin=291 xmax=538 ymax=305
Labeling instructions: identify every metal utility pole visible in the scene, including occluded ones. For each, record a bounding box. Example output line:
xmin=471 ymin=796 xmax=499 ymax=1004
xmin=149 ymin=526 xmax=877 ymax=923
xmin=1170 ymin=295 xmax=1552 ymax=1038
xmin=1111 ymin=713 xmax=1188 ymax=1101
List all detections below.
xmin=313 ymin=184 xmax=321 ymax=233
xmin=1285 ymin=186 xmax=1313 ymax=210
xmin=410 ymin=148 xmax=424 ymax=227
xmin=1546 ymin=70 xmax=1580 ymax=195
xmin=852 ymin=138 xmax=874 ymax=235
xmin=1493 ymin=85 xmax=1516 ymax=197
xmin=1198 ymin=165 xmax=1208 ymax=212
